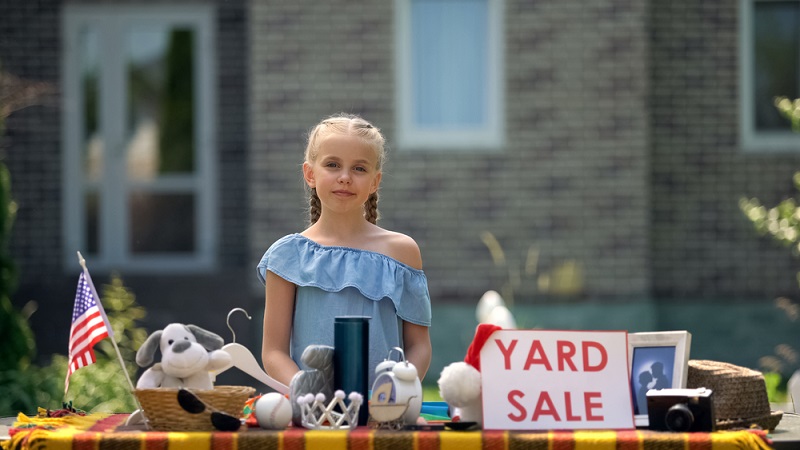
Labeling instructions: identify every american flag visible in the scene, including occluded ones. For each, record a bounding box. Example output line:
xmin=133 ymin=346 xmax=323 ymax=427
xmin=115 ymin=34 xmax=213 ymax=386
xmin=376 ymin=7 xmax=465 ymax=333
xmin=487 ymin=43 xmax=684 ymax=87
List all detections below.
xmin=65 ymin=272 xmax=111 ymax=393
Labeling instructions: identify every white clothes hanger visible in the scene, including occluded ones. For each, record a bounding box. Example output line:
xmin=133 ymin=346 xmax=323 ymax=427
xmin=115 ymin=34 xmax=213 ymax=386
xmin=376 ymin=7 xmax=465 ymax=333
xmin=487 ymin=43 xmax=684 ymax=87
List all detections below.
xmin=211 ymin=308 xmax=289 ymax=394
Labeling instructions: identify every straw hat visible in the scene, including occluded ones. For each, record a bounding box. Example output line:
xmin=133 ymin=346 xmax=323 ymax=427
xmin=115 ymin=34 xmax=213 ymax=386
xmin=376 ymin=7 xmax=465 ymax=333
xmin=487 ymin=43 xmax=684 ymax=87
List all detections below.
xmin=686 ymin=360 xmax=783 ymax=430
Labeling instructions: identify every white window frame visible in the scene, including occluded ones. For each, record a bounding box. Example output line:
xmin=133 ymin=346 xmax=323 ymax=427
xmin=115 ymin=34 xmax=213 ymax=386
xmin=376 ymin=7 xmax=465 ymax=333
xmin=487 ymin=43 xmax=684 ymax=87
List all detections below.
xmin=395 ymin=0 xmax=505 ymax=150
xmin=62 ymin=4 xmax=217 ymax=272
xmin=740 ymin=0 xmax=800 ymax=152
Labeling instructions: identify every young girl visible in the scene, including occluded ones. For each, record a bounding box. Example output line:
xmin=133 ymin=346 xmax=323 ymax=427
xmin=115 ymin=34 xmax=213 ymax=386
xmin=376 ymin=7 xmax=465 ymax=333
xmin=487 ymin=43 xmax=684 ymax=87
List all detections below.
xmin=257 ymin=113 xmax=432 ymax=387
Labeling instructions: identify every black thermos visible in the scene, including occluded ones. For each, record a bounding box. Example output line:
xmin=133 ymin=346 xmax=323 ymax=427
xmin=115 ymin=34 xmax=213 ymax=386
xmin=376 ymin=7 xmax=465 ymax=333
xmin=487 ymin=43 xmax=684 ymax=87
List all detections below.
xmin=333 ymin=316 xmax=370 ymax=426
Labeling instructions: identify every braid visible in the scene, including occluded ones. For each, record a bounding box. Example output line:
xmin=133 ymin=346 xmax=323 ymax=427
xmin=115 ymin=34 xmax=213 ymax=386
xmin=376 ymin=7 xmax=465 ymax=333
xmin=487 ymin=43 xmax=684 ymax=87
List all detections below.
xmin=309 ymin=188 xmax=322 ymax=225
xmin=364 ymin=192 xmax=380 ymax=224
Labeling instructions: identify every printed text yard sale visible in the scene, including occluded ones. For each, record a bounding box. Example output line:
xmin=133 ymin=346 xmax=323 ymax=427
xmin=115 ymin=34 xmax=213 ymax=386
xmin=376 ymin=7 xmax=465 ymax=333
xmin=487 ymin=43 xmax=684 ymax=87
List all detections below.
xmin=480 ymin=330 xmax=635 ymax=430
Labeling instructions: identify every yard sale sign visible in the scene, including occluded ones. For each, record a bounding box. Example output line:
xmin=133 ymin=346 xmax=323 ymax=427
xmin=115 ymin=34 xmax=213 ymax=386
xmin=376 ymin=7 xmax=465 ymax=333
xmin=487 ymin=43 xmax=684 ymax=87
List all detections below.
xmin=480 ymin=330 xmax=635 ymax=430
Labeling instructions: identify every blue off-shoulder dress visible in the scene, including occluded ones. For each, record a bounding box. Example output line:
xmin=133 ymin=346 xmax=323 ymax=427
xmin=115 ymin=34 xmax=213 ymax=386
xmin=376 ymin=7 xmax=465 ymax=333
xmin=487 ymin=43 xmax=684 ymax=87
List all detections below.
xmin=256 ymin=233 xmax=432 ymax=384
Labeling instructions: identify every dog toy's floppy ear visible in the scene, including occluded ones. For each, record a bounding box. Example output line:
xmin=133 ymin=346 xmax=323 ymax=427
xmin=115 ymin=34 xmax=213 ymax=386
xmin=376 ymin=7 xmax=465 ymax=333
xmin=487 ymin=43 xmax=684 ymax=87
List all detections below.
xmin=136 ymin=330 xmax=163 ymax=367
xmin=186 ymin=324 xmax=224 ymax=351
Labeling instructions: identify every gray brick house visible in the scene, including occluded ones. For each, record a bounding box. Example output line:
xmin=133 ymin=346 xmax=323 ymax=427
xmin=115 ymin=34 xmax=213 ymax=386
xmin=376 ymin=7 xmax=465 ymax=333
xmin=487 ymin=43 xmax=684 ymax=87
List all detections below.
xmin=2 ymin=0 xmax=800 ymax=377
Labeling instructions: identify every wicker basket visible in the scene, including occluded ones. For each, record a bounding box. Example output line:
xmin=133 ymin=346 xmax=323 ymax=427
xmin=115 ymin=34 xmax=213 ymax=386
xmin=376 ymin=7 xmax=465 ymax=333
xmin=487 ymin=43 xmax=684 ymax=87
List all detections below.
xmin=135 ymin=385 xmax=256 ymax=431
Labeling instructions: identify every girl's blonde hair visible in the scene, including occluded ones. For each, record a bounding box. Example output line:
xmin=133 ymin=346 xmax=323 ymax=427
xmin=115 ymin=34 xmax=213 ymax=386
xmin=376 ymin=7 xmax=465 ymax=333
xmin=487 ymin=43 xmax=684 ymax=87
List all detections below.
xmin=304 ymin=113 xmax=386 ymax=225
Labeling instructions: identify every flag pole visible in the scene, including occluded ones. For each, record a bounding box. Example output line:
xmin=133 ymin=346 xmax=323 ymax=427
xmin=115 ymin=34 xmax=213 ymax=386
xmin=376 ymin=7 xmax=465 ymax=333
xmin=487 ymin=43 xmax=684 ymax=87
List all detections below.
xmin=76 ymin=252 xmax=138 ymax=397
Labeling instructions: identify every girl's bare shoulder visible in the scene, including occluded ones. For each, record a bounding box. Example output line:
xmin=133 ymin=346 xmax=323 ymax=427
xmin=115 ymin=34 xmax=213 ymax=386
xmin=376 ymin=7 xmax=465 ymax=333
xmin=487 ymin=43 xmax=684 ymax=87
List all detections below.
xmin=374 ymin=229 xmax=423 ymax=270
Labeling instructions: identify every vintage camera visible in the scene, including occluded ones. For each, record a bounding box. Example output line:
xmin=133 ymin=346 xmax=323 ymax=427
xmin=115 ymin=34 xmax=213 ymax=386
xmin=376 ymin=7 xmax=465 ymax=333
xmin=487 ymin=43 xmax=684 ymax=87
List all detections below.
xmin=646 ymin=388 xmax=715 ymax=432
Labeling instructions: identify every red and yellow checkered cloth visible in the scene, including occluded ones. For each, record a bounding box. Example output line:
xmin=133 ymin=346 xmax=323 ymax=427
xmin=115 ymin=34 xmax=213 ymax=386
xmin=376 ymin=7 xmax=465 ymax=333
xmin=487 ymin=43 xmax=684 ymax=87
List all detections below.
xmin=2 ymin=413 xmax=773 ymax=450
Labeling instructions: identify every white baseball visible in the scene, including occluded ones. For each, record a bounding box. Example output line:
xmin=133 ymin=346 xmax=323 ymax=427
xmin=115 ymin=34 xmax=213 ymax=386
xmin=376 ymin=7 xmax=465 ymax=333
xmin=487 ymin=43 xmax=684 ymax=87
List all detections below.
xmin=255 ymin=392 xmax=292 ymax=430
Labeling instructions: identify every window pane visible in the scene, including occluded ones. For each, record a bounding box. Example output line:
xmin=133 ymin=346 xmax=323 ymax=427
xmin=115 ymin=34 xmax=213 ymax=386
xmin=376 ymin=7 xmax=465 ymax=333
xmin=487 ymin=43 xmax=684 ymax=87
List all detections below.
xmin=126 ymin=27 xmax=195 ymax=180
xmin=80 ymin=26 xmax=103 ymax=182
xmin=411 ymin=0 xmax=487 ymax=128
xmin=754 ymin=2 xmax=800 ymax=131
xmin=129 ymin=192 xmax=195 ymax=253
xmin=85 ymin=191 xmax=99 ymax=255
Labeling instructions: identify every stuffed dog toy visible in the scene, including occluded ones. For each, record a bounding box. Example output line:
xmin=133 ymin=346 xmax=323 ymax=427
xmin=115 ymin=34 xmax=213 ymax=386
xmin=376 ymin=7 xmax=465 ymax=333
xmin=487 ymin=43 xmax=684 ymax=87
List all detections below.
xmin=135 ymin=323 xmax=232 ymax=390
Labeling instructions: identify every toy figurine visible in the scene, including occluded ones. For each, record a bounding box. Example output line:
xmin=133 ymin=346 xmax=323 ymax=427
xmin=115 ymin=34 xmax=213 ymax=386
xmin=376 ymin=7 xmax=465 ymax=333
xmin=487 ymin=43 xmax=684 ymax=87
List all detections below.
xmin=289 ymin=345 xmax=335 ymax=426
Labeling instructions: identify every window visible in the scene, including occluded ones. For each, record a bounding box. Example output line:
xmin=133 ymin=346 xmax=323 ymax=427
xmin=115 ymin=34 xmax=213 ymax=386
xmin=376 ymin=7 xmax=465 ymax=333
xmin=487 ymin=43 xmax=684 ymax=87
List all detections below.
xmin=740 ymin=0 xmax=800 ymax=151
xmin=62 ymin=5 xmax=217 ymax=271
xmin=396 ymin=0 xmax=504 ymax=149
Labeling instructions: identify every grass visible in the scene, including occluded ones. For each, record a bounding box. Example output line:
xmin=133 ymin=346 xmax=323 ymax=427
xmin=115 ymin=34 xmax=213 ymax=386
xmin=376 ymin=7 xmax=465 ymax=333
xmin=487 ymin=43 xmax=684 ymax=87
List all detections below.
xmin=423 ymin=384 xmax=442 ymax=402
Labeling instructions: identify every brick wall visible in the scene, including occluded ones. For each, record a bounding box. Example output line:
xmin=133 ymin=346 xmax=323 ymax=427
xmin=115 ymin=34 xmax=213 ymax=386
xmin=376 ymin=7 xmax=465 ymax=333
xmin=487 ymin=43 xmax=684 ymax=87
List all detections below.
xmin=650 ymin=0 xmax=800 ymax=300
xmin=248 ymin=0 xmax=652 ymax=303
xmin=0 ymin=0 xmax=62 ymax=284
xmin=2 ymin=0 xmax=797 ymax=322
xmin=216 ymin=0 xmax=250 ymax=267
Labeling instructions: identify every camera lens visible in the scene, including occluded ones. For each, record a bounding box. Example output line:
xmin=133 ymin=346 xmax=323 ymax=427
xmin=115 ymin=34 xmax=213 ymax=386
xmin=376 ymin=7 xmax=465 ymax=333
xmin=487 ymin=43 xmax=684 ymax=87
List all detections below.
xmin=665 ymin=403 xmax=694 ymax=432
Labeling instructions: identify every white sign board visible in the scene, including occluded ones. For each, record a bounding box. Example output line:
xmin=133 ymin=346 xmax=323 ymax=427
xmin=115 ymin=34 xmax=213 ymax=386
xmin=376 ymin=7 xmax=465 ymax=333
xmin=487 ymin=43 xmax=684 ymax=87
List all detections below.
xmin=480 ymin=330 xmax=635 ymax=430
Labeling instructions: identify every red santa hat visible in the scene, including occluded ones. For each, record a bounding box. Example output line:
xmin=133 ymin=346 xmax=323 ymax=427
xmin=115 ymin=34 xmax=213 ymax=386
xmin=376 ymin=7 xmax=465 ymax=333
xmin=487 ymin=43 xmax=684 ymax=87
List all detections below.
xmin=463 ymin=323 xmax=502 ymax=372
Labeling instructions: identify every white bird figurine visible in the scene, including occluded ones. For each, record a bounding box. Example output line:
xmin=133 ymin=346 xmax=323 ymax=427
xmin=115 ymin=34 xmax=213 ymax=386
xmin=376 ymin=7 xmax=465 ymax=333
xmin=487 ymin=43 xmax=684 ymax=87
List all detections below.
xmin=476 ymin=290 xmax=517 ymax=329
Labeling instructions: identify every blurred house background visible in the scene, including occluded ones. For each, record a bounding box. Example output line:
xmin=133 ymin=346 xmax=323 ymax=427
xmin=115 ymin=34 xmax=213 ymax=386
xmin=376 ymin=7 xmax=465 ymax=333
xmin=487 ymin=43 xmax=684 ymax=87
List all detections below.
xmin=2 ymin=0 xmax=800 ymax=383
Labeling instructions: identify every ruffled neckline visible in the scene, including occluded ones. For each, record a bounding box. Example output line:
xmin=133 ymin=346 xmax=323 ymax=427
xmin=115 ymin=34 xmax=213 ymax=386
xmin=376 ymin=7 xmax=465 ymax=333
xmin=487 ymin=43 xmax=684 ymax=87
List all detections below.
xmin=256 ymin=233 xmax=431 ymax=326
xmin=289 ymin=233 xmax=424 ymax=273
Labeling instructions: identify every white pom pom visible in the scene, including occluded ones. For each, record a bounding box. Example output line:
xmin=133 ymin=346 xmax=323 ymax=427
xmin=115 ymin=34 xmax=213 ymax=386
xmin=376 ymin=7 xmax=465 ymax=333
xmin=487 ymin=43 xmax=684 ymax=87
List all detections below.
xmin=304 ymin=393 xmax=315 ymax=403
xmin=437 ymin=362 xmax=482 ymax=408
xmin=334 ymin=390 xmax=345 ymax=399
xmin=315 ymin=393 xmax=326 ymax=402
xmin=348 ymin=392 xmax=363 ymax=402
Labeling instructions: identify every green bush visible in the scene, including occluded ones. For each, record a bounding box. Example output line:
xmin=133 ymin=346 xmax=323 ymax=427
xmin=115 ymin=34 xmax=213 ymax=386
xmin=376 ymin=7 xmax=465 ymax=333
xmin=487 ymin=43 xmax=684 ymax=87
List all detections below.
xmin=774 ymin=97 xmax=800 ymax=132
xmin=0 ymin=65 xmax=147 ymax=416
xmin=763 ymin=372 xmax=789 ymax=403
xmin=0 ymin=162 xmax=31 ymax=373
xmin=0 ymin=157 xmax=146 ymax=415
xmin=740 ymin=183 xmax=800 ymax=401
xmin=739 ymin=173 xmax=800 ymax=254
xmin=0 ymin=275 xmax=147 ymax=416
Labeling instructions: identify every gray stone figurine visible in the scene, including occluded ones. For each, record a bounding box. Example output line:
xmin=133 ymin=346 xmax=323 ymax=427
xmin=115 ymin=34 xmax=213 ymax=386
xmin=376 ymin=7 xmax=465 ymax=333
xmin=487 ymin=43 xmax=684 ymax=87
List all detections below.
xmin=289 ymin=345 xmax=335 ymax=426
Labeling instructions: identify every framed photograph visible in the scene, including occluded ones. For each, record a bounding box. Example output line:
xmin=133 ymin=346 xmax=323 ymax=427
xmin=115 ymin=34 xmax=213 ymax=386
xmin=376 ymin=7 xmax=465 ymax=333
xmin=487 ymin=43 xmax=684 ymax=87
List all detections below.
xmin=628 ymin=331 xmax=692 ymax=427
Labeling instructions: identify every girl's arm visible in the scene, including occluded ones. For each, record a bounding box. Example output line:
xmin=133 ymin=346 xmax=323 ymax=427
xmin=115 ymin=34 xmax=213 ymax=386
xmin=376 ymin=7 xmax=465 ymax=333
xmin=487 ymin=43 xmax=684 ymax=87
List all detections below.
xmin=403 ymin=321 xmax=432 ymax=382
xmin=262 ymin=270 xmax=301 ymax=386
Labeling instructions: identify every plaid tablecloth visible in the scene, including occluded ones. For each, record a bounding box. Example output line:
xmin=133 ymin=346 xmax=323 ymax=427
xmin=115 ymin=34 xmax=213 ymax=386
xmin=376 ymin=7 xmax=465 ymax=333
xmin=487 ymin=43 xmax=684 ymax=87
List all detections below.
xmin=2 ymin=413 xmax=773 ymax=450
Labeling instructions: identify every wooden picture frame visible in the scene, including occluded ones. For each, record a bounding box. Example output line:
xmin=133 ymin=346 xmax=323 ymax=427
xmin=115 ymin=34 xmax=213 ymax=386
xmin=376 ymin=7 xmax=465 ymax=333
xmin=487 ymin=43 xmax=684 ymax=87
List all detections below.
xmin=628 ymin=331 xmax=692 ymax=427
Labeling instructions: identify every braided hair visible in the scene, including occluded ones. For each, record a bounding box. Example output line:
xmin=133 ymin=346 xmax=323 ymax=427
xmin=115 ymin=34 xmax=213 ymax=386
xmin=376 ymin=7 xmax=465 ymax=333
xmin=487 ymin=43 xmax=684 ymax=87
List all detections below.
xmin=304 ymin=114 xmax=386 ymax=225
